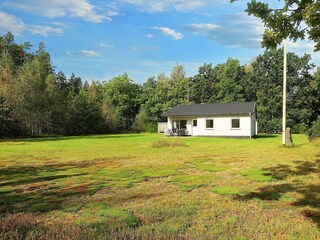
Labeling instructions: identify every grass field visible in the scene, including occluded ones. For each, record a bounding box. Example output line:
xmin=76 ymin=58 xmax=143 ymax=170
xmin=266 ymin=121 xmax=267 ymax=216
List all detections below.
xmin=0 ymin=133 xmax=320 ymax=239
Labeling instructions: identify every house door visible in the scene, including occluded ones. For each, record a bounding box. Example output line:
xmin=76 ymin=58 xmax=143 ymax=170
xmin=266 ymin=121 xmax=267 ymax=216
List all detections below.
xmin=192 ymin=119 xmax=198 ymax=136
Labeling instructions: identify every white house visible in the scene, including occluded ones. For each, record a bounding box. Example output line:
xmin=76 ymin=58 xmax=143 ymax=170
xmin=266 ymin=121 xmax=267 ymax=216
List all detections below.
xmin=162 ymin=102 xmax=258 ymax=138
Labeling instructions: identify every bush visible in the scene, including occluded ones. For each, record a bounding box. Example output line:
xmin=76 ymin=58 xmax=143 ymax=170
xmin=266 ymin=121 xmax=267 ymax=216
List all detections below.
xmin=306 ymin=116 xmax=320 ymax=141
xmin=132 ymin=109 xmax=157 ymax=133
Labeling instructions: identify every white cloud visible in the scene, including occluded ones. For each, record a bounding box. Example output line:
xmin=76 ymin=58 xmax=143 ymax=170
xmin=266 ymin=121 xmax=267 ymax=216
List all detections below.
xmin=186 ymin=23 xmax=221 ymax=35
xmin=283 ymin=40 xmax=320 ymax=65
xmin=29 ymin=25 xmax=62 ymax=36
xmin=184 ymin=14 xmax=264 ymax=49
xmin=0 ymin=11 xmax=26 ymax=35
xmin=67 ymin=50 xmax=101 ymax=58
xmin=285 ymin=41 xmax=315 ymax=53
xmin=120 ymin=0 xmax=206 ymax=13
xmin=51 ymin=21 xmax=66 ymax=27
xmin=174 ymin=1 xmax=205 ymax=11
xmin=147 ymin=34 xmax=154 ymax=39
xmin=0 ymin=11 xmax=63 ymax=37
xmin=153 ymin=27 xmax=182 ymax=40
xmin=103 ymin=11 xmax=120 ymax=21
xmin=100 ymin=42 xmax=113 ymax=48
xmin=4 ymin=0 xmax=116 ymax=23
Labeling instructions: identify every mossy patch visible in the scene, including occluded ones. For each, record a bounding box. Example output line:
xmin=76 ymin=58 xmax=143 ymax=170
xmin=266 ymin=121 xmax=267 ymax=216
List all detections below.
xmin=92 ymin=164 xmax=184 ymax=189
xmin=213 ymin=186 xmax=243 ymax=195
xmin=172 ymin=175 xmax=214 ymax=191
xmin=197 ymin=164 xmax=228 ymax=173
xmin=74 ymin=202 xmax=140 ymax=228
xmin=242 ymin=169 xmax=279 ymax=182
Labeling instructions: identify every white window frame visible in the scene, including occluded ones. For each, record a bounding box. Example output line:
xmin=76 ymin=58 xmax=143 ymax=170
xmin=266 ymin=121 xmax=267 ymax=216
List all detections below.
xmin=231 ymin=118 xmax=241 ymax=129
xmin=205 ymin=118 xmax=214 ymax=129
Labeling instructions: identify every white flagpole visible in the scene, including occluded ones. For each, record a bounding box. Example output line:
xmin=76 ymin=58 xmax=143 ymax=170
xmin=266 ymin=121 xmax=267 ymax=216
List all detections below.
xmin=282 ymin=39 xmax=287 ymax=145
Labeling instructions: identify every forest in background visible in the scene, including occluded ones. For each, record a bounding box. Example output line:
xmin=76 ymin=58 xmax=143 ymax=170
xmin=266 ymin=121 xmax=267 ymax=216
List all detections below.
xmin=1 ymin=32 xmax=320 ymax=137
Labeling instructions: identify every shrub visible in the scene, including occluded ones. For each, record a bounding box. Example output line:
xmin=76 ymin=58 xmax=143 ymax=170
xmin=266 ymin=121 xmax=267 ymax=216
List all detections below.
xmin=306 ymin=116 xmax=320 ymax=141
xmin=132 ymin=109 xmax=157 ymax=133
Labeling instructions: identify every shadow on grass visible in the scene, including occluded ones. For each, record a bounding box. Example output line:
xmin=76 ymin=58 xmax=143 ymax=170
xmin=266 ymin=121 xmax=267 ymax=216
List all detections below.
xmin=235 ymin=156 xmax=320 ymax=227
xmin=0 ymin=159 xmax=172 ymax=215
xmin=254 ymin=134 xmax=278 ymax=139
xmin=1 ymin=134 xmax=143 ymax=143
xmin=0 ymin=162 xmax=107 ymax=214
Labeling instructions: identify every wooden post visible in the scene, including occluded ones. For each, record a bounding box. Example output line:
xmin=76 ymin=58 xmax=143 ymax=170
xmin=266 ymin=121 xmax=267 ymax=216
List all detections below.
xmin=285 ymin=127 xmax=293 ymax=147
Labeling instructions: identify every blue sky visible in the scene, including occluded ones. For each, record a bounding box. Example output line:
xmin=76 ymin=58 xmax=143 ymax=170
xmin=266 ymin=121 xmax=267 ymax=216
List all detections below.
xmin=0 ymin=0 xmax=317 ymax=83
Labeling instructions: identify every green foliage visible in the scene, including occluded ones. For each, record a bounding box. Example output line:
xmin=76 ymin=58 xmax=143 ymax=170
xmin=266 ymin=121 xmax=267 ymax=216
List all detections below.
xmin=66 ymin=88 xmax=104 ymax=135
xmin=0 ymin=96 xmax=20 ymax=136
xmin=139 ymin=64 xmax=190 ymax=128
xmin=190 ymin=63 xmax=216 ymax=103
xmin=132 ymin=108 xmax=157 ymax=133
xmin=211 ymin=58 xmax=246 ymax=103
xmin=103 ymin=74 xmax=141 ymax=132
xmin=306 ymin=116 xmax=320 ymax=141
xmin=232 ymin=1 xmax=320 ymax=51
xmin=248 ymin=49 xmax=317 ymax=132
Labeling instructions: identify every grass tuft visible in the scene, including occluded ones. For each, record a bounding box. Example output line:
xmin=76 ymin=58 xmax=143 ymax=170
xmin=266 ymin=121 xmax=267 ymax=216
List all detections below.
xmin=149 ymin=139 xmax=186 ymax=148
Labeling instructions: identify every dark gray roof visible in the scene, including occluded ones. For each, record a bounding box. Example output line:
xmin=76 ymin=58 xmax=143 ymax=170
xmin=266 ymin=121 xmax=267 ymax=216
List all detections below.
xmin=162 ymin=102 xmax=257 ymax=117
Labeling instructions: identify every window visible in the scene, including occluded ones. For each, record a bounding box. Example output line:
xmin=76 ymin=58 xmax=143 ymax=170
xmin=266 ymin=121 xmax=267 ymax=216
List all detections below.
xmin=180 ymin=120 xmax=187 ymax=129
xmin=193 ymin=119 xmax=197 ymax=127
xmin=173 ymin=120 xmax=187 ymax=129
xmin=231 ymin=119 xmax=240 ymax=129
xmin=206 ymin=119 xmax=214 ymax=129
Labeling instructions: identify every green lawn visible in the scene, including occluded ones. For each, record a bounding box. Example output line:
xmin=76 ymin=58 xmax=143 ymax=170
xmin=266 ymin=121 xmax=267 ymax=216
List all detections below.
xmin=0 ymin=134 xmax=320 ymax=239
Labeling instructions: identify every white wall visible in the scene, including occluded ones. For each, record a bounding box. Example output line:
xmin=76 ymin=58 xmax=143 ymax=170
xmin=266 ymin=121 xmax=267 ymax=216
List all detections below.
xmin=250 ymin=113 xmax=258 ymax=136
xmin=168 ymin=114 xmax=255 ymax=137
xmin=158 ymin=122 xmax=168 ymax=133
xmin=168 ymin=117 xmax=172 ymax=129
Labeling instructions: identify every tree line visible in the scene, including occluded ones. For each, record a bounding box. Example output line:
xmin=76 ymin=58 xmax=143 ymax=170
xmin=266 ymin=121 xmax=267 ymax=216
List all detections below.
xmin=1 ymin=32 xmax=320 ymax=137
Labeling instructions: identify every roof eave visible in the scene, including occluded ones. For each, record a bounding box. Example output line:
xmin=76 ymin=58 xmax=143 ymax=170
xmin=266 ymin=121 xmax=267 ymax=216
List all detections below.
xmin=162 ymin=112 xmax=254 ymax=117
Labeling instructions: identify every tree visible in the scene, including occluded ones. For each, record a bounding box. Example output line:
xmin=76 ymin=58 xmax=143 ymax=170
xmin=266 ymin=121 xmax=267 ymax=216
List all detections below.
xmin=190 ymin=63 xmax=216 ymax=104
xmin=0 ymin=96 xmax=19 ymax=136
xmin=66 ymin=87 xmax=104 ymax=135
xmin=248 ymin=49 xmax=316 ymax=132
xmin=211 ymin=58 xmax=246 ymax=103
xmin=138 ymin=65 xmax=190 ymax=131
xmin=14 ymin=43 xmax=54 ymax=135
xmin=168 ymin=64 xmax=190 ymax=106
xmin=103 ymin=74 xmax=140 ymax=131
xmin=232 ymin=0 xmax=320 ymax=51
xmin=69 ymin=73 xmax=82 ymax=93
